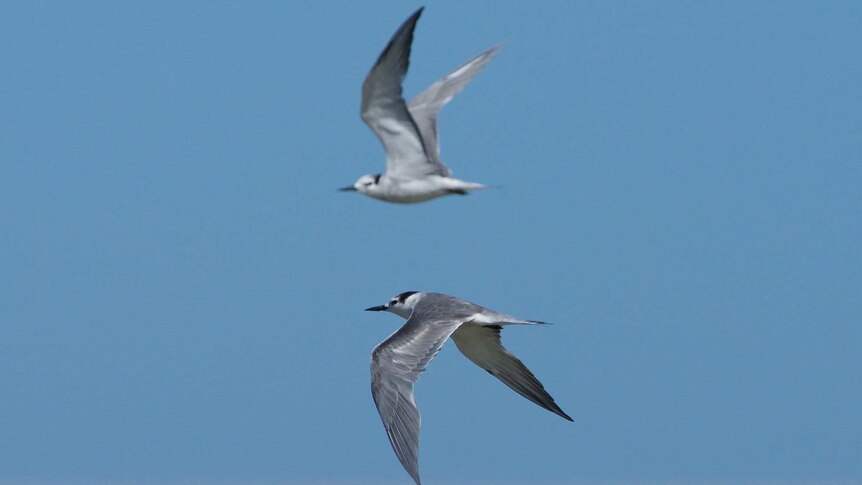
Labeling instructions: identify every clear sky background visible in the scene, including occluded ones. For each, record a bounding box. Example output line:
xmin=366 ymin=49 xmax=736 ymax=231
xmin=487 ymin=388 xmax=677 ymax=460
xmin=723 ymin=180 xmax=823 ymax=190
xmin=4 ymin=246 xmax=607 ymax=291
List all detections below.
xmin=2 ymin=1 xmax=860 ymax=484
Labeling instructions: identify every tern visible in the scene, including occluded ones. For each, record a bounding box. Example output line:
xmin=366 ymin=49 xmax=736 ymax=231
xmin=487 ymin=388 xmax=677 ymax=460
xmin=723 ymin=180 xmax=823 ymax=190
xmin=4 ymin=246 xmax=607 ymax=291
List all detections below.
xmin=366 ymin=291 xmax=573 ymax=484
xmin=340 ymin=7 xmax=499 ymax=203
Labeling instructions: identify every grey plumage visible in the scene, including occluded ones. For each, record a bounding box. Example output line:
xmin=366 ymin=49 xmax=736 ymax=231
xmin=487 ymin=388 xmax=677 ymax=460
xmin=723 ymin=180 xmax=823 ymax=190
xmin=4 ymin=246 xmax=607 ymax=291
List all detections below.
xmin=361 ymin=8 xmax=429 ymax=178
xmin=407 ymin=45 xmax=501 ymax=175
xmin=451 ymin=323 xmax=573 ymax=421
xmin=368 ymin=292 xmax=572 ymax=485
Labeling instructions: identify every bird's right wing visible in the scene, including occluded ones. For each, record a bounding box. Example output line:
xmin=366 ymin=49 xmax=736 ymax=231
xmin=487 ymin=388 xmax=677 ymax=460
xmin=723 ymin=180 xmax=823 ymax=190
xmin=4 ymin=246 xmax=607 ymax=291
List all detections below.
xmin=408 ymin=45 xmax=501 ymax=175
xmin=371 ymin=312 xmax=465 ymax=485
xmin=361 ymin=8 xmax=432 ymax=179
xmin=450 ymin=323 xmax=573 ymax=421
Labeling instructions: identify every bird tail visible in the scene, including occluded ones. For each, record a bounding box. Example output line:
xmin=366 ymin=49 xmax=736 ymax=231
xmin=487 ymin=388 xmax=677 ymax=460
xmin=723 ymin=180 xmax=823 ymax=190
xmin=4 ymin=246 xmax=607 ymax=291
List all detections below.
xmin=444 ymin=178 xmax=486 ymax=194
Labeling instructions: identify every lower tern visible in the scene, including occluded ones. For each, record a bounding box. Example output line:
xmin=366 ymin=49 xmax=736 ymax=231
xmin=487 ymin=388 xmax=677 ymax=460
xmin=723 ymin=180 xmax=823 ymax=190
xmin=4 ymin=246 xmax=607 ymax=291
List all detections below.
xmin=340 ymin=7 xmax=499 ymax=203
xmin=366 ymin=291 xmax=573 ymax=485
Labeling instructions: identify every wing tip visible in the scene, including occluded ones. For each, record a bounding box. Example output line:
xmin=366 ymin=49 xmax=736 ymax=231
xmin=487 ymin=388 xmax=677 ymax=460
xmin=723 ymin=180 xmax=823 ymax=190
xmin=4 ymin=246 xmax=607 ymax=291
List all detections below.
xmin=484 ymin=43 xmax=505 ymax=58
xmin=407 ymin=6 xmax=424 ymax=27
xmin=370 ymin=6 xmax=425 ymax=73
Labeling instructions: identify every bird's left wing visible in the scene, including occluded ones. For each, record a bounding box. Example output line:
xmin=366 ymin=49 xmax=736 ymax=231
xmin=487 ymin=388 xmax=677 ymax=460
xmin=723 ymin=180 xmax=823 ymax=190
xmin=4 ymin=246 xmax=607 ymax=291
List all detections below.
xmin=450 ymin=323 xmax=573 ymax=421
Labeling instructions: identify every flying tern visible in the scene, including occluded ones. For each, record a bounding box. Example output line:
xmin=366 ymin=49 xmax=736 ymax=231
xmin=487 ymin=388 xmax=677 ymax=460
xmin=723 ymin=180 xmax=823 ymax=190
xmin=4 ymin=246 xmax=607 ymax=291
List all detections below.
xmin=366 ymin=291 xmax=573 ymax=484
xmin=341 ymin=7 xmax=499 ymax=203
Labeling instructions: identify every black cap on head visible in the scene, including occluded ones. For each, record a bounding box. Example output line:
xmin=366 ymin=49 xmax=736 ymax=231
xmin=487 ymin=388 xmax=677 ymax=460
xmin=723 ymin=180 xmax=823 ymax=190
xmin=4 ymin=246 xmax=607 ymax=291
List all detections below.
xmin=395 ymin=291 xmax=418 ymax=303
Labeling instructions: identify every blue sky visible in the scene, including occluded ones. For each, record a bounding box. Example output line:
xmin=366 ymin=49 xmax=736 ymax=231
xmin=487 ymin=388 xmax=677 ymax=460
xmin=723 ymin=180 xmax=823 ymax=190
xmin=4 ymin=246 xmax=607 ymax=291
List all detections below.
xmin=2 ymin=1 xmax=860 ymax=484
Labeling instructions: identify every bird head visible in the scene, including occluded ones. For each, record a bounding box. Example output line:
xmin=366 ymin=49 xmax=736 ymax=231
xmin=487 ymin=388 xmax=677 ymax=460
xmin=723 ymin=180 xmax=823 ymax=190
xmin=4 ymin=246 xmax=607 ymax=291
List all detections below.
xmin=365 ymin=291 xmax=420 ymax=319
xmin=339 ymin=174 xmax=382 ymax=196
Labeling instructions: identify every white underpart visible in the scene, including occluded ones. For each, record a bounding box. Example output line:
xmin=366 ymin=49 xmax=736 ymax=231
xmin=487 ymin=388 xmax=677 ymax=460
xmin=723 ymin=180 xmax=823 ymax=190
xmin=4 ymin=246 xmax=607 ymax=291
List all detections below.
xmin=352 ymin=7 xmax=499 ymax=204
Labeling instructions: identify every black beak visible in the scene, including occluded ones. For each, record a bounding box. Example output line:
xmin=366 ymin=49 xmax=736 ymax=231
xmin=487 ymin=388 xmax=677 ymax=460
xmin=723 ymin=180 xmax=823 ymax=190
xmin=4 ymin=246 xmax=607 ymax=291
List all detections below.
xmin=365 ymin=305 xmax=387 ymax=312
xmin=339 ymin=186 xmax=357 ymax=192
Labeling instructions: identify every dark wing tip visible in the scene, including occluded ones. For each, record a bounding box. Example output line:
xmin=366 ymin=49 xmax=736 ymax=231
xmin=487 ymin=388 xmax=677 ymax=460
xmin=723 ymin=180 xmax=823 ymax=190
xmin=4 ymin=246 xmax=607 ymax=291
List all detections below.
xmin=373 ymin=7 xmax=424 ymax=71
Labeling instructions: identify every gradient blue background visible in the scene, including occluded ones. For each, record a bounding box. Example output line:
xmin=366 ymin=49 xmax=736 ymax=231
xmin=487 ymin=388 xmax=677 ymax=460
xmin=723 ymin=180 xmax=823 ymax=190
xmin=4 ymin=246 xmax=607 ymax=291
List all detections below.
xmin=2 ymin=1 xmax=860 ymax=484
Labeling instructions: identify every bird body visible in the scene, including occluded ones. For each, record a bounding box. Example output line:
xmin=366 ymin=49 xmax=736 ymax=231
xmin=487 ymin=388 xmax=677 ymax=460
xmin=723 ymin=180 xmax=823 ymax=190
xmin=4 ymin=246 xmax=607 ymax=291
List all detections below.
xmin=366 ymin=291 xmax=572 ymax=485
xmin=341 ymin=7 xmax=498 ymax=203
xmin=353 ymin=173 xmax=486 ymax=204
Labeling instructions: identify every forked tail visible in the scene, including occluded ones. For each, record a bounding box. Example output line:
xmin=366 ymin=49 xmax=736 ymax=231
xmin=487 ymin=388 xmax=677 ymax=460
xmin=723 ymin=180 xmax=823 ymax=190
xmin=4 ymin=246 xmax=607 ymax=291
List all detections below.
xmin=445 ymin=178 xmax=487 ymax=195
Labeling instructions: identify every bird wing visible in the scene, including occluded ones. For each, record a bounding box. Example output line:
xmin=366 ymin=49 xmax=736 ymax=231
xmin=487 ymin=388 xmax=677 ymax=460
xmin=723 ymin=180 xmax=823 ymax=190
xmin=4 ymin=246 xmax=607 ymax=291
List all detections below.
xmin=408 ymin=45 xmax=501 ymax=175
xmin=361 ymin=8 xmax=437 ymax=179
xmin=450 ymin=323 xmax=573 ymax=421
xmin=370 ymin=310 xmax=466 ymax=484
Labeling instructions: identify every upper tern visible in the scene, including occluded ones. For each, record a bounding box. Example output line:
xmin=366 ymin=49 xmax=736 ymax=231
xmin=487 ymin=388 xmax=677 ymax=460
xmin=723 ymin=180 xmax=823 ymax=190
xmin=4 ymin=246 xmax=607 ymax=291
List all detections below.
xmin=340 ymin=7 xmax=499 ymax=203
xmin=366 ymin=291 xmax=573 ymax=484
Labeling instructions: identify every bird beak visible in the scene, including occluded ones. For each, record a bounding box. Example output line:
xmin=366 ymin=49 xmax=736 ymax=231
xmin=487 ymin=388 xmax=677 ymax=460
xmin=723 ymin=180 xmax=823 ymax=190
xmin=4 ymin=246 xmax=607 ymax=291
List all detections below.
xmin=339 ymin=186 xmax=357 ymax=192
xmin=365 ymin=305 xmax=387 ymax=312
